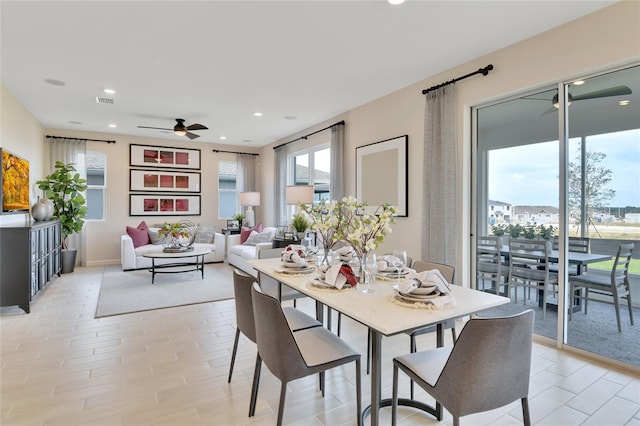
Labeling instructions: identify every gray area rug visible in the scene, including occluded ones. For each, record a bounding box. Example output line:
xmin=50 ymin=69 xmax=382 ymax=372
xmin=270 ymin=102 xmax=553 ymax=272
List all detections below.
xmin=95 ymin=263 xmax=234 ymax=317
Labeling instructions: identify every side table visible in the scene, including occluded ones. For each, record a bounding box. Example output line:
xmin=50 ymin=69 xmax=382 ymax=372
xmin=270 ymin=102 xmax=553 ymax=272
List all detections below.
xmin=272 ymin=237 xmax=299 ymax=249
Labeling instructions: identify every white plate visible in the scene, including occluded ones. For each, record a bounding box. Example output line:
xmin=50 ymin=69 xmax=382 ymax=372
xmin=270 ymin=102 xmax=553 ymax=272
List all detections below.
xmin=395 ymin=289 xmax=441 ymax=302
xmin=281 ymin=261 xmax=307 ymax=268
xmin=274 ymin=265 xmax=315 ymax=274
xmin=380 ymin=269 xmax=410 ymax=277
xmin=393 ymin=283 xmax=437 ymax=295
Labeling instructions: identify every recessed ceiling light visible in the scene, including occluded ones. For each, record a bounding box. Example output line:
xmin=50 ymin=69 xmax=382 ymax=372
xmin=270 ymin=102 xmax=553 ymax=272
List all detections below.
xmin=104 ymin=88 xmax=116 ymax=94
xmin=44 ymin=78 xmax=66 ymax=86
xmin=220 ymin=136 xmax=227 ymax=140
xmin=253 ymin=112 xmax=263 ymax=117
xmin=285 ymin=115 xmax=297 ymax=120
xmin=388 ymin=0 xmax=406 ymax=4
xmin=69 ymin=120 xmax=83 ymax=125
xmin=242 ymin=139 xmax=252 ymax=143
xmin=572 ymin=80 xmax=585 ymax=86
xmin=619 ymin=100 xmax=630 ymax=106
xmin=108 ymin=123 xmax=117 ymax=128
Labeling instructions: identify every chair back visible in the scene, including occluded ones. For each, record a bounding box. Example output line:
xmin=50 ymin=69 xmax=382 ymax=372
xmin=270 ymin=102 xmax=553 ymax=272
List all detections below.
xmin=232 ymin=269 xmax=257 ymax=343
xmin=508 ymin=238 xmax=552 ymax=281
xmin=477 ymin=236 xmax=503 ymax=274
xmin=435 ymin=310 xmax=534 ymax=417
xmin=250 ymin=283 xmax=309 ymax=383
xmin=553 ymin=236 xmax=590 ymax=253
xmin=612 ymin=242 xmax=634 ymax=285
xmin=413 ymin=260 xmax=455 ymax=283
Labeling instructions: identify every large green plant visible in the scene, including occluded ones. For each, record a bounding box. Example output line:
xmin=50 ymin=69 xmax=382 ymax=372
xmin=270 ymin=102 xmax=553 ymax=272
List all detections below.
xmin=36 ymin=161 xmax=87 ymax=250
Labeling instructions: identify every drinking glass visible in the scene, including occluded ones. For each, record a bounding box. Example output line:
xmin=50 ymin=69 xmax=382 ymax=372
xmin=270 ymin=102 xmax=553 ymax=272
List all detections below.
xmin=392 ymin=249 xmax=407 ymax=283
xmin=361 ymin=253 xmax=378 ymax=294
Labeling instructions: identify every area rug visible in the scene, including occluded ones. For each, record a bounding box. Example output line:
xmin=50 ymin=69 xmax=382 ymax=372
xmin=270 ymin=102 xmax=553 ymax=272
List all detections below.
xmin=95 ymin=263 xmax=234 ymax=317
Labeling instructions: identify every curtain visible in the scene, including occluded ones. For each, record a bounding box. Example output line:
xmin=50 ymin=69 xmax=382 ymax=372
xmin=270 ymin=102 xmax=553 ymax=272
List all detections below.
xmin=236 ymin=153 xmax=256 ymax=192
xmin=330 ymin=122 xmax=345 ymax=201
xmin=422 ymin=85 xmax=458 ymax=269
xmin=47 ymin=138 xmax=87 ymax=266
xmin=274 ymin=144 xmax=288 ymax=226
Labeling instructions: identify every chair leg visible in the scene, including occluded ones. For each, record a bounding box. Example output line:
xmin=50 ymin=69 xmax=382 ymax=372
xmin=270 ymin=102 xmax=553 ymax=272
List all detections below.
xmin=522 ymin=397 xmax=531 ymax=426
xmin=337 ymin=312 xmax=342 ymax=337
xmin=319 ymin=371 xmax=324 ymax=394
xmin=409 ymin=333 xmax=416 ymax=400
xmin=391 ymin=362 xmax=399 ymax=426
xmin=248 ymin=354 xmax=262 ymax=417
xmin=276 ymin=381 xmax=287 ymax=426
xmin=627 ymin=293 xmax=635 ymax=326
xmin=613 ymin=291 xmax=622 ymax=332
xmin=453 ymin=416 xmax=460 ymax=426
xmin=585 ymin=288 xmax=589 ymax=314
xmin=366 ymin=329 xmax=371 ymax=375
xmin=355 ymin=359 xmax=362 ymax=426
xmin=228 ymin=328 xmax=240 ymax=383
xmin=451 ymin=327 xmax=457 ymax=343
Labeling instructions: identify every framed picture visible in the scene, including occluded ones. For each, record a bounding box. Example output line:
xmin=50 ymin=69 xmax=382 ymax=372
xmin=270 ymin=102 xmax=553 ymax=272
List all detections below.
xmin=129 ymin=169 xmax=201 ymax=193
xmin=275 ymin=225 xmax=288 ymax=238
xmin=283 ymin=231 xmax=294 ymax=240
xmin=227 ymin=219 xmax=240 ymax=230
xmin=129 ymin=194 xmax=201 ymax=216
xmin=356 ymin=135 xmax=408 ymax=217
xmin=130 ymin=143 xmax=201 ymax=170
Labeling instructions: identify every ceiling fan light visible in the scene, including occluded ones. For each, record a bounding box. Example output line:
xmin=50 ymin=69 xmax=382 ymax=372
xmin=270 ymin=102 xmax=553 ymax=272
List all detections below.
xmin=552 ymin=93 xmax=572 ymax=109
xmin=174 ymin=129 xmax=187 ymax=136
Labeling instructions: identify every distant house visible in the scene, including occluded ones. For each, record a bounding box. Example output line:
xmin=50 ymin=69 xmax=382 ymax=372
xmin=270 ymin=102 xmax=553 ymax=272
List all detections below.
xmin=512 ymin=205 xmax=559 ymax=225
xmin=487 ymin=200 xmax=512 ymax=224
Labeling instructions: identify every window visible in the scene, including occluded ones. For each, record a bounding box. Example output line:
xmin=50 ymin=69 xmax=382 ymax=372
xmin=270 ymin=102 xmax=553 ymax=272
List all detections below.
xmin=86 ymin=151 xmax=106 ymax=220
xmin=218 ymin=161 xmax=237 ymax=218
xmin=289 ymin=145 xmax=331 ymax=203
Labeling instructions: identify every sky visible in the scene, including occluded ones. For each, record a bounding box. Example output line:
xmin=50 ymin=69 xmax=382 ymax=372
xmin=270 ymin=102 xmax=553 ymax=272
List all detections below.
xmin=488 ymin=129 xmax=640 ymax=207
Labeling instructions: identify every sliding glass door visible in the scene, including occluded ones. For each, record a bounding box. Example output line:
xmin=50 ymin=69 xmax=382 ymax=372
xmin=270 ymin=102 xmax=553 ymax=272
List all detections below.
xmin=473 ymin=65 xmax=639 ymax=366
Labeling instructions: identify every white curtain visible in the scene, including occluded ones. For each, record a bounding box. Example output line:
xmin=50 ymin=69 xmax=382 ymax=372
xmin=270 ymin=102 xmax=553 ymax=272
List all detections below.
xmin=236 ymin=153 xmax=256 ymax=192
xmin=330 ymin=123 xmax=345 ymax=200
xmin=422 ymin=85 xmax=458 ymax=269
xmin=274 ymin=144 xmax=288 ymax=226
xmin=47 ymin=138 xmax=87 ymax=266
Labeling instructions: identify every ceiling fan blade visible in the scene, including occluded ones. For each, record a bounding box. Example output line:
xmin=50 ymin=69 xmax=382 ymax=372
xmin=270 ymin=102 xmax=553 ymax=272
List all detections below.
xmin=572 ymin=85 xmax=632 ymax=101
xmin=138 ymin=125 xmax=172 ymax=130
xmin=186 ymin=123 xmax=208 ymax=131
xmin=541 ymin=106 xmax=557 ymax=116
xmin=185 ymin=132 xmax=200 ymax=140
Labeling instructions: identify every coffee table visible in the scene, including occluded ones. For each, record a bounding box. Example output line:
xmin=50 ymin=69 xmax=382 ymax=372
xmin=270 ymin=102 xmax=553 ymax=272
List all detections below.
xmin=142 ymin=247 xmax=211 ymax=284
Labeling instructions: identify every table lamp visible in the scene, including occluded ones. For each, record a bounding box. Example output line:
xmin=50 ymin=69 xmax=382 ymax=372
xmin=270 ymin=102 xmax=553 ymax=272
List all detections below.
xmin=239 ymin=191 xmax=260 ymax=227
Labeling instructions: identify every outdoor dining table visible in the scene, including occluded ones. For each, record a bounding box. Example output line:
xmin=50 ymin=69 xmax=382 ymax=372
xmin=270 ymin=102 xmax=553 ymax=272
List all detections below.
xmin=248 ymin=257 xmax=510 ymax=426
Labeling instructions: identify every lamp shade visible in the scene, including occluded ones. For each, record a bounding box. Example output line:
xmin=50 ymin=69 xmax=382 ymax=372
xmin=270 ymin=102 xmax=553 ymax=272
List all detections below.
xmin=239 ymin=191 xmax=261 ymax=206
xmin=286 ymin=185 xmax=314 ymax=205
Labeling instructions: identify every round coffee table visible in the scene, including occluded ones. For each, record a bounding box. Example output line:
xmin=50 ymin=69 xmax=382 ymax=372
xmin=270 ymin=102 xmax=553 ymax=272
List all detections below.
xmin=142 ymin=247 xmax=212 ymax=284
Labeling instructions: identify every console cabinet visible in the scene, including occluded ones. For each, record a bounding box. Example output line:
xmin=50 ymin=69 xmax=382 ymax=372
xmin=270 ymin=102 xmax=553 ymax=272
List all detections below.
xmin=0 ymin=220 xmax=61 ymax=313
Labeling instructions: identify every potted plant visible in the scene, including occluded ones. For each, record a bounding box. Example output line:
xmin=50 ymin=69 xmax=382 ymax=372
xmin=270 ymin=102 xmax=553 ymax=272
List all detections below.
xmin=507 ymin=223 xmax=523 ymax=239
xmin=291 ymin=212 xmax=310 ymax=241
xmin=157 ymin=220 xmax=195 ymax=252
xmin=233 ymin=213 xmax=246 ymax=227
xmin=36 ymin=161 xmax=87 ymax=273
xmin=522 ymin=224 xmax=537 ymax=240
xmin=490 ymin=224 xmax=506 ymax=247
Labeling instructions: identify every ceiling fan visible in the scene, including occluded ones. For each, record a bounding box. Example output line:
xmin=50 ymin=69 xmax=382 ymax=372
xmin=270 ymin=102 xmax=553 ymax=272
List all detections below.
xmin=525 ymin=85 xmax=632 ymax=115
xmin=138 ymin=119 xmax=208 ymax=140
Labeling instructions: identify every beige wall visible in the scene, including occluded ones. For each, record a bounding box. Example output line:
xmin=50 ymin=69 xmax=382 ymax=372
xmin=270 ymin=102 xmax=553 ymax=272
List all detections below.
xmin=2 ymin=2 xmax=638 ymax=271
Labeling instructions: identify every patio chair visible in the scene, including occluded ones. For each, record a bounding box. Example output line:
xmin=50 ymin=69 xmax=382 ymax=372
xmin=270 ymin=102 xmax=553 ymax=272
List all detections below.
xmin=569 ymin=242 xmax=634 ymax=332
xmin=250 ymin=283 xmax=362 ymax=426
xmin=391 ymin=310 xmax=534 ymax=426
xmin=508 ymin=238 xmax=558 ymax=320
xmin=551 ymin=236 xmax=590 ymax=275
xmin=477 ymin=236 xmax=509 ymax=296
xmin=227 ymin=269 xmax=321 ymax=415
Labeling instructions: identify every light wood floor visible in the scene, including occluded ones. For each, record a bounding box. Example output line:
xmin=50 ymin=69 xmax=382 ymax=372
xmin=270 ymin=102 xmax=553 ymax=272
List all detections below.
xmin=1 ymin=265 xmax=639 ymax=426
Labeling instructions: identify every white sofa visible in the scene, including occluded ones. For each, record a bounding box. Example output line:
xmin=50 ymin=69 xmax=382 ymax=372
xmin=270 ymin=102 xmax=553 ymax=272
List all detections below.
xmin=227 ymin=226 xmax=277 ymax=276
xmin=121 ymin=229 xmax=225 ymax=271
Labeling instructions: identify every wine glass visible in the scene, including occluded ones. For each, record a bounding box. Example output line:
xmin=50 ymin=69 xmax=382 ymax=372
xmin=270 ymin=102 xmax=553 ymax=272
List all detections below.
xmin=362 ymin=253 xmax=378 ymax=294
xmin=392 ymin=249 xmax=407 ymax=282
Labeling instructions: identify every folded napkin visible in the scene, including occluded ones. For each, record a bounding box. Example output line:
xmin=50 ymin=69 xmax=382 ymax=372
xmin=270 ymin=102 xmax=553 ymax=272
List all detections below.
xmin=281 ymin=250 xmax=306 ymax=265
xmin=318 ymin=264 xmax=358 ymax=289
xmin=398 ymin=269 xmax=453 ymax=308
xmin=285 ymin=245 xmax=306 ymax=257
xmin=334 ymin=246 xmax=356 ymax=259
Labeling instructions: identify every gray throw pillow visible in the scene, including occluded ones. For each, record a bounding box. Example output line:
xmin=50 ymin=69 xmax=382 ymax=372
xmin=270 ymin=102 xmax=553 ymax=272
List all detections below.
xmin=148 ymin=230 xmax=167 ymax=245
xmin=244 ymin=231 xmax=273 ymax=246
xmin=194 ymin=224 xmax=217 ymax=243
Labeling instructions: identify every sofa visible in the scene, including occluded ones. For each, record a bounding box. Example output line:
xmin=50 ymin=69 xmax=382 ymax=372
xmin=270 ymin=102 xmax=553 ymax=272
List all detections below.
xmin=227 ymin=226 xmax=278 ymax=276
xmin=121 ymin=223 xmax=225 ymax=271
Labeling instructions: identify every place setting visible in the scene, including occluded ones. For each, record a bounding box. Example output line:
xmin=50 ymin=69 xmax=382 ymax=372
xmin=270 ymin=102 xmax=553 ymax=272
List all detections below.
xmin=390 ymin=269 xmax=455 ymax=309
xmin=307 ymin=263 xmax=358 ymax=292
xmin=376 ymin=251 xmax=412 ymax=281
xmin=273 ymin=246 xmax=316 ymax=275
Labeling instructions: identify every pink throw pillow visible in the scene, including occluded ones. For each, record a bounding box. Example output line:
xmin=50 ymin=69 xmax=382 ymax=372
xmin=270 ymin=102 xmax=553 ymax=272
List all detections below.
xmin=240 ymin=226 xmax=253 ymax=244
xmin=254 ymin=223 xmax=263 ymax=233
xmin=126 ymin=221 xmax=150 ymax=248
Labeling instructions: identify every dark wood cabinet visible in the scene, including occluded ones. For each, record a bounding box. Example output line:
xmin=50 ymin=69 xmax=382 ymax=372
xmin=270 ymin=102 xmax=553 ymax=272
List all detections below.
xmin=1 ymin=220 xmax=61 ymax=313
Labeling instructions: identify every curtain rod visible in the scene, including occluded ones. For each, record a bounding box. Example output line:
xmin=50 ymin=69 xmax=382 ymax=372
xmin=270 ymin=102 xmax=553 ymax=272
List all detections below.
xmin=272 ymin=120 xmax=345 ymax=150
xmin=46 ymin=135 xmax=116 ymax=144
xmin=212 ymin=149 xmax=259 ymax=156
xmin=421 ymin=64 xmax=494 ymax=95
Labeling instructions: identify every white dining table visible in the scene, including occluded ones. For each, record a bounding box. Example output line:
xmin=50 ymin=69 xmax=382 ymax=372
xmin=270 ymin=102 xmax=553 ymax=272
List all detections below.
xmin=248 ymin=258 xmax=510 ymax=426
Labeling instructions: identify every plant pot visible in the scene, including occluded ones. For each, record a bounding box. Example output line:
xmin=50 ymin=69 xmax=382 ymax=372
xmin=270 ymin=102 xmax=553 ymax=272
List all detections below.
xmin=61 ymin=249 xmax=77 ymax=274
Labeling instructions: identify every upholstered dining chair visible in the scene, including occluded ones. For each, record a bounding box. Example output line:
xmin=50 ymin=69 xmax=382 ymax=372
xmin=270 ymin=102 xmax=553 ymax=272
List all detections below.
xmin=391 ymin=310 xmax=535 ymax=426
xmin=227 ymin=269 xmax=321 ymax=415
xmin=569 ymin=242 xmax=634 ymax=332
xmin=508 ymin=238 xmax=558 ymax=320
xmin=250 ymin=283 xmax=362 ymax=426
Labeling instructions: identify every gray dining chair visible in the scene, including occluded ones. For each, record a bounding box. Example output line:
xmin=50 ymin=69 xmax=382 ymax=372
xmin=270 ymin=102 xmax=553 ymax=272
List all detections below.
xmin=250 ymin=283 xmax=362 ymax=426
xmin=477 ymin=236 xmax=509 ymax=295
xmin=569 ymin=242 xmax=634 ymax=332
xmin=391 ymin=310 xmax=535 ymax=426
xmin=508 ymin=238 xmax=558 ymax=320
xmin=227 ymin=269 xmax=321 ymax=415
xmin=551 ymin=236 xmax=590 ymax=275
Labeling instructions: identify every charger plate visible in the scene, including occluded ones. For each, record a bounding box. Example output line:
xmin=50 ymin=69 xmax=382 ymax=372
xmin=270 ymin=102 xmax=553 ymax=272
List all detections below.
xmin=306 ymin=279 xmax=352 ymax=292
xmin=273 ymin=265 xmax=316 ymax=275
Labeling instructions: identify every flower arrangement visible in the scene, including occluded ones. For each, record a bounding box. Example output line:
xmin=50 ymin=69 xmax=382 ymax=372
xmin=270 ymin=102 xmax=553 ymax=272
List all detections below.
xmin=334 ymin=196 xmax=397 ymax=258
xmin=300 ymin=200 xmax=341 ymax=250
xmin=158 ymin=221 xmax=190 ymax=247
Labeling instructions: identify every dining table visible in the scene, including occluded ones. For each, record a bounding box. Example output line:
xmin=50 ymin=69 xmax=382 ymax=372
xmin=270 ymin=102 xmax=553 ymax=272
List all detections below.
xmin=248 ymin=257 xmax=510 ymax=426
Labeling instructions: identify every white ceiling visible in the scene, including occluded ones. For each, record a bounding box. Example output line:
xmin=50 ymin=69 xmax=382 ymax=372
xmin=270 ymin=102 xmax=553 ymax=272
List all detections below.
xmin=1 ymin=0 xmax=618 ymax=148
